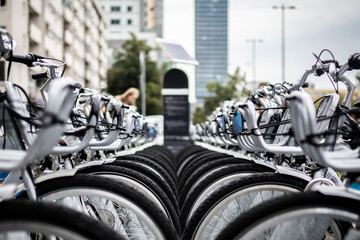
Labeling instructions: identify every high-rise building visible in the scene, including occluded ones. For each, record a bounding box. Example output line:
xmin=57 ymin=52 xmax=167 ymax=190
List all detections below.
xmin=0 ymin=0 xmax=108 ymax=94
xmin=145 ymin=0 xmax=163 ymax=38
xmin=99 ymin=0 xmax=163 ymax=67
xmin=195 ymin=0 xmax=228 ymax=102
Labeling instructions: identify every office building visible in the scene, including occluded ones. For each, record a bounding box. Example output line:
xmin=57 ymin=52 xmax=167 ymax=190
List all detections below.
xmin=0 ymin=0 xmax=108 ymax=94
xmin=145 ymin=0 xmax=163 ymax=38
xmin=99 ymin=0 xmax=163 ymax=67
xmin=195 ymin=0 xmax=228 ymax=102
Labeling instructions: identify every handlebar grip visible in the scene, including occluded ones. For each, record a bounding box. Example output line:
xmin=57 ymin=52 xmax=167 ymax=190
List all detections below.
xmin=256 ymin=89 xmax=266 ymax=98
xmin=73 ymin=83 xmax=82 ymax=89
xmin=9 ymin=54 xmax=36 ymax=67
xmin=348 ymin=53 xmax=360 ymax=69
xmin=302 ymin=82 xmax=309 ymax=88
xmin=32 ymin=72 xmax=48 ymax=80
xmin=101 ymin=96 xmax=110 ymax=102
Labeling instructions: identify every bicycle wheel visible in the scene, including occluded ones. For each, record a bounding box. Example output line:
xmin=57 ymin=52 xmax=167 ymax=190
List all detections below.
xmin=147 ymin=145 xmax=175 ymax=162
xmin=30 ymin=174 xmax=179 ymax=240
xmin=176 ymin=149 xmax=215 ymax=177
xmin=113 ymin=155 xmax=178 ymax=195
xmin=179 ymin=153 xmax=230 ymax=188
xmin=117 ymin=154 xmax=177 ymax=185
xmin=175 ymin=145 xmax=205 ymax=167
xmin=0 ymin=200 xmax=124 ymax=240
xmin=137 ymin=150 xmax=176 ymax=173
xmin=182 ymin=172 xmax=308 ymax=240
xmin=179 ymin=163 xmax=274 ymax=230
xmin=179 ymin=158 xmax=264 ymax=205
xmin=215 ymin=191 xmax=360 ymax=240
xmin=77 ymin=164 xmax=180 ymax=234
xmin=106 ymin=159 xmax=179 ymax=213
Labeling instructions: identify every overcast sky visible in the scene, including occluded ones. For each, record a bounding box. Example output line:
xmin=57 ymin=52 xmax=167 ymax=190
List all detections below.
xmin=163 ymin=0 xmax=360 ymax=90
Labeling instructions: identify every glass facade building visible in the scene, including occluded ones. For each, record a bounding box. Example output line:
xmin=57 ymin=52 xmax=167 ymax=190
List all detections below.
xmin=195 ymin=0 xmax=228 ymax=102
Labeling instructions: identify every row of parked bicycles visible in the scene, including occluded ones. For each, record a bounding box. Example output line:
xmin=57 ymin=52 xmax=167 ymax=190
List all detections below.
xmin=0 ymin=29 xmax=184 ymax=239
xmin=2 ymin=25 xmax=360 ymax=240
xmin=185 ymin=48 xmax=360 ymax=239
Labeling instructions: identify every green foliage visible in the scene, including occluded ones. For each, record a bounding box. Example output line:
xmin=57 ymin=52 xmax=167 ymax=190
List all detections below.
xmin=192 ymin=67 xmax=246 ymax=123
xmin=107 ymin=33 xmax=162 ymax=115
xmin=203 ymin=66 xmax=246 ymax=116
xmin=193 ymin=106 xmax=207 ymax=124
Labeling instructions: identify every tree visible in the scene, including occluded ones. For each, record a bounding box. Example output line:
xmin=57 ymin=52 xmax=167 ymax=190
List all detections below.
xmin=107 ymin=33 xmax=162 ymax=115
xmin=203 ymin=67 xmax=246 ymax=115
xmin=192 ymin=67 xmax=246 ymax=124
xmin=193 ymin=106 xmax=207 ymax=124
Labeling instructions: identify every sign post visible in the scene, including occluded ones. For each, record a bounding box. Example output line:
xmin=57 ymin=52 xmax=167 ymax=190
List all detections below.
xmin=162 ymin=69 xmax=191 ymax=156
xmin=139 ymin=51 xmax=146 ymax=116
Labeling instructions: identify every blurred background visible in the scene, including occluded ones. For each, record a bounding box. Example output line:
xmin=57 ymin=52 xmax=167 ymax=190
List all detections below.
xmin=1 ymin=0 xmax=359 ymax=118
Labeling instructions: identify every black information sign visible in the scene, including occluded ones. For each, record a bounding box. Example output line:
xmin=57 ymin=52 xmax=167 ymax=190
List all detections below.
xmin=163 ymin=95 xmax=189 ymax=139
xmin=162 ymin=69 xmax=191 ymax=154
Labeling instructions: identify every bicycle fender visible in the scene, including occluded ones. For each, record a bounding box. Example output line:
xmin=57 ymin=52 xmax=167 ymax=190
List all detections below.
xmin=275 ymin=165 xmax=312 ymax=182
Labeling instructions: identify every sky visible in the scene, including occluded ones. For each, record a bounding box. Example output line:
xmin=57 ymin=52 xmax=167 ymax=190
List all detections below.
xmin=163 ymin=0 xmax=360 ymax=90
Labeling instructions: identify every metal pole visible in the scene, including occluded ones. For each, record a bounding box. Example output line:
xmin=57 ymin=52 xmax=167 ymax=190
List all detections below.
xmin=281 ymin=4 xmax=285 ymax=82
xmin=252 ymin=39 xmax=256 ymax=84
xmin=247 ymin=38 xmax=263 ymax=90
xmin=273 ymin=5 xmax=295 ymax=83
xmin=139 ymin=51 xmax=146 ymax=116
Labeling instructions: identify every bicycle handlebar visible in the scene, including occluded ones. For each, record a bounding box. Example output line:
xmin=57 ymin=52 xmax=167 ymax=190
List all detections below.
xmin=32 ymin=71 xmax=48 ymax=80
xmin=348 ymin=53 xmax=360 ymax=69
xmin=9 ymin=54 xmax=43 ymax=67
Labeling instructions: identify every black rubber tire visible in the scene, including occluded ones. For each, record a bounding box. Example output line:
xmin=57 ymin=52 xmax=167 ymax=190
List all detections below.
xmin=116 ymin=154 xmax=178 ymax=188
xmin=146 ymin=145 xmax=175 ymax=163
xmin=113 ymin=155 xmax=179 ymax=196
xmin=77 ymin=164 xmax=180 ymax=234
xmin=2 ymin=200 xmax=125 ymax=239
xmin=179 ymin=150 xmax=217 ymax=171
xmin=179 ymin=163 xmax=275 ymax=230
xmin=176 ymin=148 xmax=211 ymax=176
xmin=215 ymin=191 xmax=360 ymax=240
xmin=106 ymin=159 xmax=179 ymax=212
xmin=136 ymin=150 xmax=177 ymax=176
xmin=142 ymin=146 xmax=175 ymax=162
xmin=179 ymin=155 xmax=236 ymax=190
xmin=181 ymin=172 xmax=308 ymax=240
xmin=179 ymin=152 xmax=229 ymax=187
xmin=179 ymin=158 xmax=257 ymax=204
xmin=31 ymin=174 xmax=179 ymax=240
xmin=176 ymin=145 xmax=206 ymax=165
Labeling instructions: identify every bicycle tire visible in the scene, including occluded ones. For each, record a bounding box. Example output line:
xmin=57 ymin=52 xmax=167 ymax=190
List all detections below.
xmin=176 ymin=149 xmax=214 ymax=177
xmin=215 ymin=191 xmax=360 ymax=240
xmin=106 ymin=159 xmax=179 ymax=213
xmin=175 ymin=145 xmax=209 ymax=169
xmin=135 ymin=151 xmax=177 ymax=176
xmin=115 ymin=154 xmax=178 ymax=190
xmin=179 ymin=157 xmax=258 ymax=204
xmin=140 ymin=148 xmax=176 ymax=168
xmin=179 ymin=155 xmax=237 ymax=190
xmin=28 ymin=174 xmax=179 ymax=240
xmin=77 ymin=164 xmax=181 ymax=234
xmin=175 ymin=145 xmax=205 ymax=164
xmin=146 ymin=145 xmax=175 ymax=163
xmin=0 ymin=200 xmax=124 ymax=240
xmin=179 ymin=163 xmax=274 ymax=230
xmin=179 ymin=152 xmax=229 ymax=185
xmin=182 ymin=172 xmax=308 ymax=240
xmin=138 ymin=148 xmax=176 ymax=168
xmin=133 ymin=152 xmax=177 ymax=182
